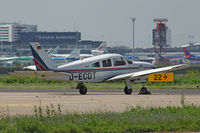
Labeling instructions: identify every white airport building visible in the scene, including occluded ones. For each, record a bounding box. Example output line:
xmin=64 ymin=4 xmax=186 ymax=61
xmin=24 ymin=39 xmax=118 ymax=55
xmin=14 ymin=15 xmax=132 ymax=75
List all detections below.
xmin=0 ymin=23 xmax=37 ymax=42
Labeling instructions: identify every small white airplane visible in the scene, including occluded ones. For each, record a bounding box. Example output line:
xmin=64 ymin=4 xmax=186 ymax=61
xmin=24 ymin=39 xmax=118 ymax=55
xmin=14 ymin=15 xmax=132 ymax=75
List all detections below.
xmin=16 ymin=42 xmax=189 ymax=95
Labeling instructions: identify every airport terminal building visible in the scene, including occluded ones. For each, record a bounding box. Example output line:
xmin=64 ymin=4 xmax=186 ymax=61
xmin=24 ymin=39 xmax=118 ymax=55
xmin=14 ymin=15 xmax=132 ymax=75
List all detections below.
xmin=0 ymin=23 xmax=37 ymax=42
xmin=0 ymin=22 xmax=132 ymax=56
xmin=0 ymin=23 xmax=102 ymax=56
xmin=17 ymin=32 xmax=102 ymax=55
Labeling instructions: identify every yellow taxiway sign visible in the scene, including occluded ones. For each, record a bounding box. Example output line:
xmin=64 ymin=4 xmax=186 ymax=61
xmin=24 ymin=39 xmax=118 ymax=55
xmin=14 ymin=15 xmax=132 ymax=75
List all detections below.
xmin=148 ymin=73 xmax=174 ymax=82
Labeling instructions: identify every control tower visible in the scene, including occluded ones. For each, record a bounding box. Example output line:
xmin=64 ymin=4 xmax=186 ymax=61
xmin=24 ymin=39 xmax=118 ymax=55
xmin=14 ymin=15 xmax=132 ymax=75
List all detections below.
xmin=152 ymin=18 xmax=171 ymax=64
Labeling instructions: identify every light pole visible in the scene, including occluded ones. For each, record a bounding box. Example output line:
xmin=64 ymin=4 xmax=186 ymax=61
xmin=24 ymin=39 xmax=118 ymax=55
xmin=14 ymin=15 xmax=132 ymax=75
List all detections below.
xmin=131 ymin=18 xmax=136 ymax=61
xmin=1 ymin=41 xmax=2 ymax=53
xmin=75 ymin=31 xmax=77 ymax=49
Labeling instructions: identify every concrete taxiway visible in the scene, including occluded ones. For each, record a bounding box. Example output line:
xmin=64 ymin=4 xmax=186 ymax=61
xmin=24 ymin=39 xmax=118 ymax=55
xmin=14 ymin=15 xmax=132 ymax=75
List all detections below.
xmin=0 ymin=88 xmax=200 ymax=94
xmin=0 ymin=89 xmax=200 ymax=115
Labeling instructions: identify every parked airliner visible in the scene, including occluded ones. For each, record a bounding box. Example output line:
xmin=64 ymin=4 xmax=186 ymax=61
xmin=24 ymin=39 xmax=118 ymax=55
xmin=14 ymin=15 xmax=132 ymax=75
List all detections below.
xmin=184 ymin=47 xmax=200 ymax=61
xmin=51 ymin=42 xmax=107 ymax=59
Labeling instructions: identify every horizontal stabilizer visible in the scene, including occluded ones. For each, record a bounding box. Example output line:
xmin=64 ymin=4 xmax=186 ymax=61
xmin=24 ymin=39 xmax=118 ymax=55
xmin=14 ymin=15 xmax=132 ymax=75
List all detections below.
xmin=10 ymin=71 xmax=71 ymax=79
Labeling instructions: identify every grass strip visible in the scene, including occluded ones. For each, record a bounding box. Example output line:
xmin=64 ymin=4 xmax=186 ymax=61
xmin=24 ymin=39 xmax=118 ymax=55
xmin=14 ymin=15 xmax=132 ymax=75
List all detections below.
xmin=0 ymin=105 xmax=200 ymax=132
xmin=0 ymin=71 xmax=199 ymax=89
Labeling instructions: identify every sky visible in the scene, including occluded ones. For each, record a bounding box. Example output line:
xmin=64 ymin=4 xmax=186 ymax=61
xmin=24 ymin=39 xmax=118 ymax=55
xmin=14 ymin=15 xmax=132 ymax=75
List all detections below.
xmin=0 ymin=0 xmax=200 ymax=48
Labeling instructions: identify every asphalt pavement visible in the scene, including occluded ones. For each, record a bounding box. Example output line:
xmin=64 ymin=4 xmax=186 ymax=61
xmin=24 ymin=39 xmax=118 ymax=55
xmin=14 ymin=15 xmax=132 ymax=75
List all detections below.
xmin=0 ymin=88 xmax=199 ymax=94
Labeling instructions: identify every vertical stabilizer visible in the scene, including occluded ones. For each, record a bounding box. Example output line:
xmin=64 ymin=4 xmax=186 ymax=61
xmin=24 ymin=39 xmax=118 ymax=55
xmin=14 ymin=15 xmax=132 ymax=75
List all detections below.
xmin=97 ymin=42 xmax=107 ymax=51
xmin=91 ymin=42 xmax=107 ymax=56
xmin=184 ymin=48 xmax=191 ymax=58
xmin=30 ymin=42 xmax=57 ymax=71
xmin=66 ymin=49 xmax=80 ymax=60
xmin=52 ymin=46 xmax=60 ymax=54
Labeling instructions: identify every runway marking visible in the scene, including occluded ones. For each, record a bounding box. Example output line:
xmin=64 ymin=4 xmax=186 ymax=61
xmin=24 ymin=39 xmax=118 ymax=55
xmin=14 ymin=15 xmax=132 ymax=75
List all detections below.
xmin=1 ymin=92 xmax=200 ymax=115
xmin=0 ymin=99 xmax=111 ymax=107
xmin=0 ymin=104 xmax=33 ymax=107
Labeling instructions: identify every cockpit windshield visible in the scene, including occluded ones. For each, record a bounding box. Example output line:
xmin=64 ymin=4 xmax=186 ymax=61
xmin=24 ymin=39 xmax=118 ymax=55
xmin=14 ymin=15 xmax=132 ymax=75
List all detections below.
xmin=113 ymin=57 xmax=126 ymax=66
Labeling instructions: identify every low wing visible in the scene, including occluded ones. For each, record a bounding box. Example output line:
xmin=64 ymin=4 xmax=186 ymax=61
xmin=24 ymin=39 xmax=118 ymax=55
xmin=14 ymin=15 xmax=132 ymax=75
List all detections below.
xmin=107 ymin=64 xmax=189 ymax=81
xmin=10 ymin=71 xmax=71 ymax=78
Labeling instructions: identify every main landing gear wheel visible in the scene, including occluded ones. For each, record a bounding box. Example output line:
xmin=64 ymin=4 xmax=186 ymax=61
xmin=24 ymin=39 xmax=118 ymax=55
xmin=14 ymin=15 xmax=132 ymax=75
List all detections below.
xmin=76 ymin=83 xmax=87 ymax=95
xmin=124 ymin=86 xmax=132 ymax=95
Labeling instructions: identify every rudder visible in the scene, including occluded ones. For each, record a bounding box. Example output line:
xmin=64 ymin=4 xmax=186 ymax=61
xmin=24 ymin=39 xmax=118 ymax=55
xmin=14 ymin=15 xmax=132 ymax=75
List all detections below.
xmin=184 ymin=48 xmax=191 ymax=58
xmin=30 ymin=42 xmax=57 ymax=71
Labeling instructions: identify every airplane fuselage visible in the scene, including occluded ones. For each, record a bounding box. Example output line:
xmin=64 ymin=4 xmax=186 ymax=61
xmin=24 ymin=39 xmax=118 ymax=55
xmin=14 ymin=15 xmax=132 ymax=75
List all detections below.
xmin=46 ymin=54 xmax=154 ymax=83
xmin=185 ymin=55 xmax=200 ymax=61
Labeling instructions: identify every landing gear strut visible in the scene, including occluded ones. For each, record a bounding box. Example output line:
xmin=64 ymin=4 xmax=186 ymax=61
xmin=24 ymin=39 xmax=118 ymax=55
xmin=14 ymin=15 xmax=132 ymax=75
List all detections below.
xmin=124 ymin=79 xmax=132 ymax=95
xmin=124 ymin=86 xmax=132 ymax=94
xmin=76 ymin=83 xmax=87 ymax=95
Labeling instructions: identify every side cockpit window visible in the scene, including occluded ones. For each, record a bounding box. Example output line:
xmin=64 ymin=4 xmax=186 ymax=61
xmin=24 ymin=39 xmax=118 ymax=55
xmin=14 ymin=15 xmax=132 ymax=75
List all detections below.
xmin=113 ymin=57 xmax=126 ymax=66
xmin=102 ymin=59 xmax=112 ymax=67
xmin=92 ymin=62 xmax=100 ymax=67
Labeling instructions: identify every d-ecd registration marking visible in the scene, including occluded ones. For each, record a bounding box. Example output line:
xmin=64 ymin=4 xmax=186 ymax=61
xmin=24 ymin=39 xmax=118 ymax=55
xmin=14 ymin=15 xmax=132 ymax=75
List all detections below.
xmin=148 ymin=73 xmax=173 ymax=82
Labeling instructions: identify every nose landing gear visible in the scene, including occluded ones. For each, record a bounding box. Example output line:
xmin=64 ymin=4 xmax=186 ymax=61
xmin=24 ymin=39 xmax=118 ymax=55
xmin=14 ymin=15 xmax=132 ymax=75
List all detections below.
xmin=140 ymin=86 xmax=147 ymax=94
xmin=138 ymin=83 xmax=151 ymax=95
